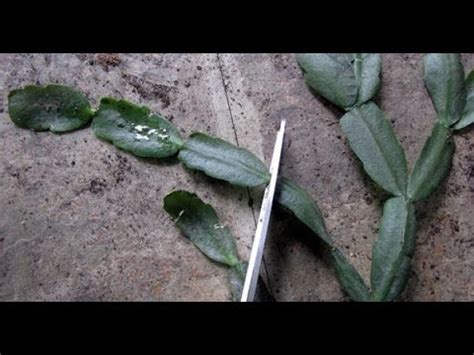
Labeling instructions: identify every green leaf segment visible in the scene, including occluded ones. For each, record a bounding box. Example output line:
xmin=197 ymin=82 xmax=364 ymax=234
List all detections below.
xmin=164 ymin=190 xmax=274 ymax=302
xmin=8 ymin=84 xmax=94 ymax=132
xmin=92 ymin=98 xmax=184 ymax=158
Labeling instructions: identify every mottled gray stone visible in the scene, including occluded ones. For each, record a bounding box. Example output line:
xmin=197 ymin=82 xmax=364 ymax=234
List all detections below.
xmin=0 ymin=53 xmax=472 ymax=301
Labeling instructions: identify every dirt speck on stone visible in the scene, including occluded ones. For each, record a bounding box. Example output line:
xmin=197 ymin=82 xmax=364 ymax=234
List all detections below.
xmin=89 ymin=179 xmax=107 ymax=194
xmin=95 ymin=53 xmax=122 ymax=71
xmin=123 ymin=73 xmax=176 ymax=108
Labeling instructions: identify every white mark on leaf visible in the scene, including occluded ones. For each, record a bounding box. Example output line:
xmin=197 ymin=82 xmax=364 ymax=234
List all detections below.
xmin=174 ymin=210 xmax=185 ymax=223
xmin=135 ymin=133 xmax=150 ymax=141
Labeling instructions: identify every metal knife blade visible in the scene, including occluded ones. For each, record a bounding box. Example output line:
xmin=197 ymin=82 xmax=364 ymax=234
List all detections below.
xmin=240 ymin=118 xmax=286 ymax=302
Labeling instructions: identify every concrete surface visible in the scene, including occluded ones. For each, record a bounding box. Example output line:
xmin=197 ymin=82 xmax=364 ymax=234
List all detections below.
xmin=0 ymin=53 xmax=472 ymax=301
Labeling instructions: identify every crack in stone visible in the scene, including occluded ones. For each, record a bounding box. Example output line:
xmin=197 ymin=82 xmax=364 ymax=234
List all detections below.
xmin=216 ymin=54 xmax=274 ymax=297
